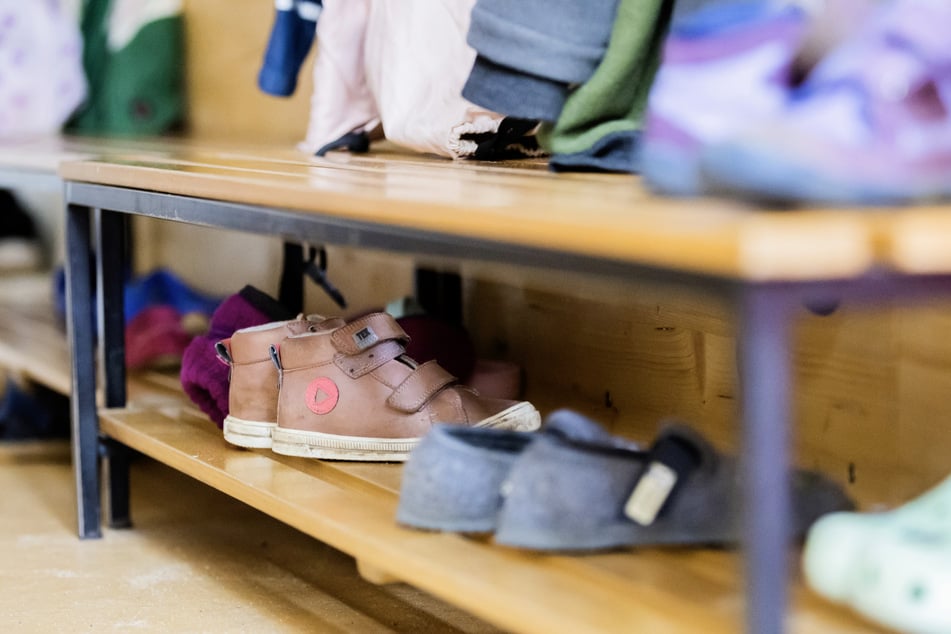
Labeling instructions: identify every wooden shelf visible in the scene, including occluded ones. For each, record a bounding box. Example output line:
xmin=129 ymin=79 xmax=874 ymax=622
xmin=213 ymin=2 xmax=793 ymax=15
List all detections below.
xmin=99 ymin=404 xmax=886 ymax=633
xmin=0 ymin=272 xmax=194 ymax=408
xmin=0 ymin=273 xmax=71 ymax=394
xmin=60 ymin=145 xmax=876 ymax=282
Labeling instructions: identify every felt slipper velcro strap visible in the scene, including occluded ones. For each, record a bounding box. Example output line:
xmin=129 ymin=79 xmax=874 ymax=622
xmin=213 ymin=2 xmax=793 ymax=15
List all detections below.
xmin=387 ymin=360 xmax=457 ymax=413
xmin=624 ymin=434 xmax=704 ymax=526
xmin=335 ymin=340 xmax=405 ymax=378
xmin=331 ymin=312 xmax=409 ymax=355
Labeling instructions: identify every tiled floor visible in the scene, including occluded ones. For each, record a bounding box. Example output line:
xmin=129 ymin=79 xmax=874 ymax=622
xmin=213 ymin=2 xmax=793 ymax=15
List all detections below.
xmin=0 ymin=440 xmax=498 ymax=633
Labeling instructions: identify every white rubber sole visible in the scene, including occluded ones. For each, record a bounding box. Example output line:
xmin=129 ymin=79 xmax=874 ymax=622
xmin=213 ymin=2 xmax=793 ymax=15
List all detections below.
xmin=271 ymin=402 xmax=542 ymax=462
xmin=271 ymin=429 xmax=420 ymax=462
xmin=473 ymin=401 xmax=541 ymax=432
xmin=222 ymin=415 xmax=276 ymax=449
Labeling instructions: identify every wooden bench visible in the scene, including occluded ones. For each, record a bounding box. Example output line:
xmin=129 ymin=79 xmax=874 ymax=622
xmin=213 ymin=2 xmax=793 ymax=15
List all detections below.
xmin=0 ymin=137 xmax=213 ymax=406
xmin=57 ymin=142 xmax=950 ymax=634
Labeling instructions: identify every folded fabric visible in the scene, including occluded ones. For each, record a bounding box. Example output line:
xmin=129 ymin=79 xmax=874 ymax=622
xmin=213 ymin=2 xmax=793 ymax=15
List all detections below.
xmin=301 ymin=0 xmax=538 ymax=160
xmin=0 ymin=0 xmax=86 ymax=139
xmin=53 ymin=266 xmax=222 ymax=334
xmin=363 ymin=0 xmax=527 ymax=159
xmin=803 ymin=473 xmax=951 ymax=634
xmin=493 ymin=419 xmax=854 ymax=551
xmin=298 ymin=0 xmax=379 ymax=155
xmin=0 ymin=1 xmax=86 ymax=139
xmin=125 ymin=305 xmax=195 ymax=370
xmin=397 ymin=410 xmax=626 ymax=532
xmin=258 ymin=0 xmax=323 ymax=97
xmin=125 ymin=268 xmax=222 ymax=323
xmin=69 ymin=0 xmax=184 ymax=135
xmin=672 ymin=0 xmax=717 ymax=20
xmin=180 ymin=285 xmax=295 ymax=427
xmin=539 ymin=0 xmax=673 ymax=173
xmin=462 ymin=0 xmax=621 ymax=122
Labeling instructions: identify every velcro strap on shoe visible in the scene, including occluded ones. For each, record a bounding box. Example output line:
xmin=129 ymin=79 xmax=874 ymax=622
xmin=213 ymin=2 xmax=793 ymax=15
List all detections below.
xmin=334 ymin=340 xmax=405 ymax=378
xmin=623 ymin=434 xmax=704 ymax=527
xmin=332 ymin=313 xmax=409 ymax=355
xmin=387 ymin=360 xmax=457 ymax=413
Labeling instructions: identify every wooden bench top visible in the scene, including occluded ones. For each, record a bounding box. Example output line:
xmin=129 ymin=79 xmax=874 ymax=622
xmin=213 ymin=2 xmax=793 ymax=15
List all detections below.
xmin=2 ymin=135 xmax=944 ymax=281
xmin=58 ymin=143 xmax=880 ymax=283
xmin=0 ymin=135 xmax=284 ymax=174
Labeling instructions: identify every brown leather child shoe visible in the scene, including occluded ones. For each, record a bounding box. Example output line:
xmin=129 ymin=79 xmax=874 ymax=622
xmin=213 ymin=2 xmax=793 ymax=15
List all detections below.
xmin=271 ymin=312 xmax=540 ymax=461
xmin=217 ymin=315 xmax=344 ymax=448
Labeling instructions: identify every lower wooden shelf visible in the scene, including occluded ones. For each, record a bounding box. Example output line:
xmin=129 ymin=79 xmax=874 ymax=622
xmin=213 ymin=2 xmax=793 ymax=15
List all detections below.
xmin=0 ymin=272 xmax=72 ymax=394
xmin=99 ymin=405 xmax=887 ymax=634
xmin=0 ymin=271 xmax=194 ymax=406
xmin=0 ymin=272 xmax=887 ymax=632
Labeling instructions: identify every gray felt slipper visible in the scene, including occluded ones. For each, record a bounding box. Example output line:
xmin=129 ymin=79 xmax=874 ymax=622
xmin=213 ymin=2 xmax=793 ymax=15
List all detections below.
xmin=493 ymin=420 xmax=855 ymax=552
xmin=396 ymin=409 xmax=632 ymax=533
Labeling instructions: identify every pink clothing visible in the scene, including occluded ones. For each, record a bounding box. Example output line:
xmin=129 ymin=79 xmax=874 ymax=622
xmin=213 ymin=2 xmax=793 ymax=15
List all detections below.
xmin=302 ymin=0 xmax=526 ymax=159
xmin=363 ymin=0 xmax=506 ymax=158
xmin=298 ymin=0 xmax=380 ymax=155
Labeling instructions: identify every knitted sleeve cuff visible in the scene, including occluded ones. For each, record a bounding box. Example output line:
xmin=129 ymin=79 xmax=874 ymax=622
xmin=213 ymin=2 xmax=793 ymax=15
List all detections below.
xmin=467 ymin=0 xmax=618 ymax=85
xmin=462 ymin=55 xmax=570 ymax=123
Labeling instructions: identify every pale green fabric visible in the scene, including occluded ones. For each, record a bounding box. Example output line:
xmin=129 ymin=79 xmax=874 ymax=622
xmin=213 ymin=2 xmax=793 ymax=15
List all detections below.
xmin=540 ymin=0 xmax=673 ymax=172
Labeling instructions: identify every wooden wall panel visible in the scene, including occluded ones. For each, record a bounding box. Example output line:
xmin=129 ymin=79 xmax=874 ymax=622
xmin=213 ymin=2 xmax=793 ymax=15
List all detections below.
xmin=464 ymin=273 xmax=735 ymax=439
xmin=896 ymin=304 xmax=951 ymax=501
xmin=463 ymin=268 xmax=734 ymax=437
xmin=465 ymin=267 xmax=918 ymax=508
xmin=181 ymin=0 xmax=314 ymax=144
xmin=795 ymin=308 xmax=900 ymax=506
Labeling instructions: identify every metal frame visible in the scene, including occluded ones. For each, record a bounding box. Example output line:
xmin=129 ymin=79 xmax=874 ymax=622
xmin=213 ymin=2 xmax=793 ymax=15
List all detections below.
xmin=63 ymin=181 xmax=951 ymax=634
xmin=0 ymin=168 xmax=65 ymax=192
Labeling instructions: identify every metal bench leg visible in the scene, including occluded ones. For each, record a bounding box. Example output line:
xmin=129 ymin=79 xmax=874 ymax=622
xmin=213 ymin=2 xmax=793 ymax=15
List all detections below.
xmin=738 ymin=285 xmax=796 ymax=634
xmin=66 ymin=202 xmax=101 ymax=539
xmin=97 ymin=209 xmax=131 ymax=528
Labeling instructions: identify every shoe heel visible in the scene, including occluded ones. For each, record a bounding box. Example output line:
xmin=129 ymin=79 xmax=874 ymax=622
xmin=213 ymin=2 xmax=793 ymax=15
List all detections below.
xmin=223 ymin=416 xmax=276 ymax=448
